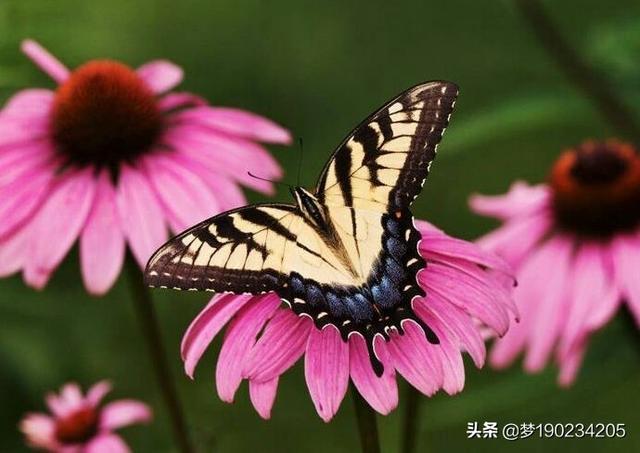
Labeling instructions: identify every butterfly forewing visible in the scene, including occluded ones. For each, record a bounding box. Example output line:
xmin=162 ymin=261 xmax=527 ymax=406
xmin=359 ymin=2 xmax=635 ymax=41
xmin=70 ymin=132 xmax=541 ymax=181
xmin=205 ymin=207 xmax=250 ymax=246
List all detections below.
xmin=316 ymin=81 xmax=458 ymax=212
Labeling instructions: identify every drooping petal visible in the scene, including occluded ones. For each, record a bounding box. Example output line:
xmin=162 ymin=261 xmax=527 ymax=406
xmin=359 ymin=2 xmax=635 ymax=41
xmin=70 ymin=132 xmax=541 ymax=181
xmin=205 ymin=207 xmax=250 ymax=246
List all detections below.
xmin=244 ymin=309 xmax=312 ymax=382
xmin=157 ymin=92 xmax=206 ymax=112
xmin=85 ymin=434 xmax=130 ymax=453
xmin=387 ymin=320 xmax=443 ymax=397
xmin=136 ymin=60 xmax=183 ymax=94
xmin=164 ymin=125 xmax=282 ymax=194
xmin=0 ymin=160 xmax=56 ymax=239
xmin=216 ymin=294 xmax=280 ymax=402
xmin=181 ymin=294 xmax=252 ymax=378
xmin=80 ymin=171 xmax=125 ymax=295
xmin=417 ymin=220 xmax=512 ymax=276
xmin=557 ymin=340 xmax=587 ymax=387
xmin=412 ymin=309 xmax=465 ymax=394
xmin=100 ymin=400 xmax=152 ymax=430
xmin=612 ymin=233 xmax=640 ymax=324
xmin=0 ymin=220 xmax=31 ymax=277
xmin=173 ymin=107 xmax=292 ymax=144
xmin=115 ymin=164 xmax=167 ymax=267
xmin=1 ymin=89 xmax=54 ymax=118
xmin=23 ymin=169 xmax=96 ymax=289
xmin=469 ymin=182 xmax=551 ymax=221
xmin=20 ymin=413 xmax=58 ymax=451
xmin=0 ymin=115 xmax=49 ymax=148
xmin=142 ymin=154 xmax=219 ymax=232
xmin=249 ymin=378 xmax=279 ymax=420
xmin=416 ymin=292 xmax=486 ymax=367
xmin=21 ymin=40 xmax=70 ymax=83
xmin=474 ymin=211 xmax=552 ymax=270
xmin=490 ymin=237 xmax=571 ymax=369
xmin=304 ymin=325 xmax=350 ymax=422
xmin=349 ymin=335 xmax=398 ymax=415
xmin=86 ymin=381 xmax=112 ymax=407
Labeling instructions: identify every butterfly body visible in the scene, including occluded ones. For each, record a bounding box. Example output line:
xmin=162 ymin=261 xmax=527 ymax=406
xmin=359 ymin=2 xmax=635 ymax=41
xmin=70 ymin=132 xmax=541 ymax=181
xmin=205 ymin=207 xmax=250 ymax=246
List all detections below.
xmin=145 ymin=81 xmax=458 ymax=375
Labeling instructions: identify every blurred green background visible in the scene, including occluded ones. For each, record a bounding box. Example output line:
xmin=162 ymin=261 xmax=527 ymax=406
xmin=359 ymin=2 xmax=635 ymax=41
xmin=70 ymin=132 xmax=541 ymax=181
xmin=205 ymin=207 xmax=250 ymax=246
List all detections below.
xmin=1 ymin=0 xmax=639 ymax=451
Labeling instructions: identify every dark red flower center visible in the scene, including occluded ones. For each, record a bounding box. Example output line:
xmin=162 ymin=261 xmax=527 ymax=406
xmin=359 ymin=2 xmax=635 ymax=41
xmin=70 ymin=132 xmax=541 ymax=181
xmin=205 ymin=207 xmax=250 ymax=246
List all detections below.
xmin=50 ymin=60 xmax=163 ymax=171
xmin=54 ymin=406 xmax=99 ymax=444
xmin=549 ymin=139 xmax=640 ymax=237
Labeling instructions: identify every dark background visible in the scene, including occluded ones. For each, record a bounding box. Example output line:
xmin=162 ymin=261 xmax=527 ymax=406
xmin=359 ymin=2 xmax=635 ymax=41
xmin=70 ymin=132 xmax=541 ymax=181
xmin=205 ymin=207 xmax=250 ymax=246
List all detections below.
xmin=0 ymin=0 xmax=639 ymax=451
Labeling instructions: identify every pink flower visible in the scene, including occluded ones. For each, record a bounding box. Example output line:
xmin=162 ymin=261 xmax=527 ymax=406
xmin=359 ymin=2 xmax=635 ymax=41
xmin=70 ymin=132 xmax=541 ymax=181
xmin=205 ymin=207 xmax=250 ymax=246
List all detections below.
xmin=0 ymin=39 xmax=291 ymax=294
xmin=180 ymin=221 xmax=516 ymax=421
xmin=470 ymin=139 xmax=640 ymax=386
xmin=20 ymin=381 xmax=151 ymax=452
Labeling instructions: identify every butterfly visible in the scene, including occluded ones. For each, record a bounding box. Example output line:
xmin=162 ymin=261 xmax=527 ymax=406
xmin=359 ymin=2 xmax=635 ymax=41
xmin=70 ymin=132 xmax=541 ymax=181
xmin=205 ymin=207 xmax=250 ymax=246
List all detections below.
xmin=145 ymin=81 xmax=458 ymax=375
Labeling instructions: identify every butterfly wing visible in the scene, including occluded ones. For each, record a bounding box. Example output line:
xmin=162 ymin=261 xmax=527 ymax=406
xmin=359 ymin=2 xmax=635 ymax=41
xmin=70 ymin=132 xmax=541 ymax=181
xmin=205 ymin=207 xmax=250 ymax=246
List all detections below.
xmin=144 ymin=203 xmax=369 ymax=294
xmin=315 ymin=81 xmax=458 ymax=212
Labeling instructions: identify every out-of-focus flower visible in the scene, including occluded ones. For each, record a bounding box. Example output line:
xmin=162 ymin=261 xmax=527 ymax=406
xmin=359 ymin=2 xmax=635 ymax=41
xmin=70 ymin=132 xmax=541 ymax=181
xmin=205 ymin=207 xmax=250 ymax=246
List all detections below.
xmin=180 ymin=221 xmax=515 ymax=421
xmin=20 ymin=381 xmax=151 ymax=452
xmin=0 ymin=39 xmax=291 ymax=294
xmin=470 ymin=139 xmax=640 ymax=386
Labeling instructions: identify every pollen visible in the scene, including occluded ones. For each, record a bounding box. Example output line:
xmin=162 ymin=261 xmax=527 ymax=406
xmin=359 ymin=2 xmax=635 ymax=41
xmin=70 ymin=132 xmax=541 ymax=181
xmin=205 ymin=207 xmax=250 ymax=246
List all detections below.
xmin=50 ymin=60 xmax=163 ymax=170
xmin=549 ymin=139 xmax=640 ymax=236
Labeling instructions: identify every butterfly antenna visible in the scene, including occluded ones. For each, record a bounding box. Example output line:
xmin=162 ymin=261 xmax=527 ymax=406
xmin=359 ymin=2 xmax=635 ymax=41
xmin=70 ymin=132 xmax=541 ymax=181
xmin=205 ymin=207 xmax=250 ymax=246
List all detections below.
xmin=247 ymin=172 xmax=294 ymax=190
xmin=297 ymin=137 xmax=304 ymax=187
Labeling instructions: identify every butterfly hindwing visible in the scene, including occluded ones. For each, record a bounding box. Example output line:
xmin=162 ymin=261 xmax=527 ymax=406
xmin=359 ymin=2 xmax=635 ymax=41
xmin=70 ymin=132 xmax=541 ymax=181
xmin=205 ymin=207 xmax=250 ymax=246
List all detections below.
xmin=316 ymin=81 xmax=458 ymax=212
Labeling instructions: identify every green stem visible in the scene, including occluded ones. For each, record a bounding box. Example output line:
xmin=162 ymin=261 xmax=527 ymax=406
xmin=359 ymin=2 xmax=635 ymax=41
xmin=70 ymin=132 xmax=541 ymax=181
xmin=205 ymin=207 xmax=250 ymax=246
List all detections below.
xmin=125 ymin=256 xmax=195 ymax=453
xmin=351 ymin=386 xmax=381 ymax=453
xmin=513 ymin=0 xmax=640 ymax=143
xmin=401 ymin=385 xmax=422 ymax=453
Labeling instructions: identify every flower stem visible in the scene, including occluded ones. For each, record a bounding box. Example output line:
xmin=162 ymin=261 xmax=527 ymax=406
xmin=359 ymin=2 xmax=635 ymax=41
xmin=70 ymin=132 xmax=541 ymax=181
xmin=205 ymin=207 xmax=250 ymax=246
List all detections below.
xmin=513 ymin=0 xmax=640 ymax=143
xmin=401 ymin=385 xmax=422 ymax=453
xmin=351 ymin=386 xmax=381 ymax=453
xmin=125 ymin=255 xmax=195 ymax=453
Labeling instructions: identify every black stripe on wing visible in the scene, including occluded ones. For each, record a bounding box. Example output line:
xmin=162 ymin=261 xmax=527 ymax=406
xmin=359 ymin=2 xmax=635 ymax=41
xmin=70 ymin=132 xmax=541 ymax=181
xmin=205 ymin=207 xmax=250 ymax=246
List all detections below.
xmin=144 ymin=203 xmax=298 ymax=294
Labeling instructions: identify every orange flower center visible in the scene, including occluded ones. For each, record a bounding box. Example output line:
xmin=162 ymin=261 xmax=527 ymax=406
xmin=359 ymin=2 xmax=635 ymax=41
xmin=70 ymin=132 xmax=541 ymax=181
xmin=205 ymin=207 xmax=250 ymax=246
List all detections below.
xmin=549 ymin=139 xmax=640 ymax=237
xmin=54 ymin=406 xmax=99 ymax=444
xmin=50 ymin=60 xmax=163 ymax=170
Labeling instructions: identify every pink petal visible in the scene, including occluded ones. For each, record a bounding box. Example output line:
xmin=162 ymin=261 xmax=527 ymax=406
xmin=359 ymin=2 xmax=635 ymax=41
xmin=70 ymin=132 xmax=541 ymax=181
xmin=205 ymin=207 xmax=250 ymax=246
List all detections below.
xmin=0 ymin=142 xmax=53 ymax=188
xmin=142 ymin=154 xmax=219 ymax=232
xmin=0 ymin=161 xmax=55 ymax=239
xmin=86 ymin=381 xmax=112 ymax=407
xmin=21 ymin=40 xmax=70 ymax=83
xmin=304 ymin=325 xmax=350 ymax=422
xmin=1 ymin=89 xmax=54 ymax=118
xmin=20 ymin=413 xmax=57 ymax=450
xmin=490 ymin=237 xmax=570 ymax=369
xmin=80 ymin=171 xmax=125 ymax=295
xmin=419 ymin=264 xmax=510 ymax=336
xmin=216 ymin=294 xmax=280 ymax=402
xmin=469 ymin=181 xmax=550 ymax=220
xmin=387 ymin=321 xmax=443 ymax=397
xmin=173 ymin=107 xmax=292 ymax=144
xmin=475 ymin=211 xmax=552 ymax=270
xmin=157 ymin=92 xmax=207 ymax=112
xmin=522 ymin=237 xmax=573 ymax=372
xmin=349 ymin=335 xmax=398 ymax=415
xmin=249 ymin=378 xmax=279 ymax=420
xmin=181 ymin=294 xmax=252 ymax=378
xmin=60 ymin=383 xmax=83 ymax=406
xmin=100 ymin=400 xmax=152 ymax=430
xmin=0 ymin=116 xmax=49 ymax=148
xmin=136 ymin=60 xmax=183 ymax=94
xmin=164 ymin=125 xmax=281 ymax=194
xmin=612 ymin=233 xmax=640 ymax=324
xmin=115 ymin=165 xmax=168 ymax=267
xmin=416 ymin=292 xmax=486 ymax=367
xmin=23 ymin=169 xmax=96 ymax=289
xmin=244 ymin=309 xmax=312 ymax=382
xmin=412 ymin=310 xmax=465 ymax=394
xmin=0 ymin=222 xmax=32 ymax=277
xmin=85 ymin=434 xmax=130 ymax=453
xmin=417 ymin=220 xmax=512 ymax=275
xmin=557 ymin=340 xmax=587 ymax=387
